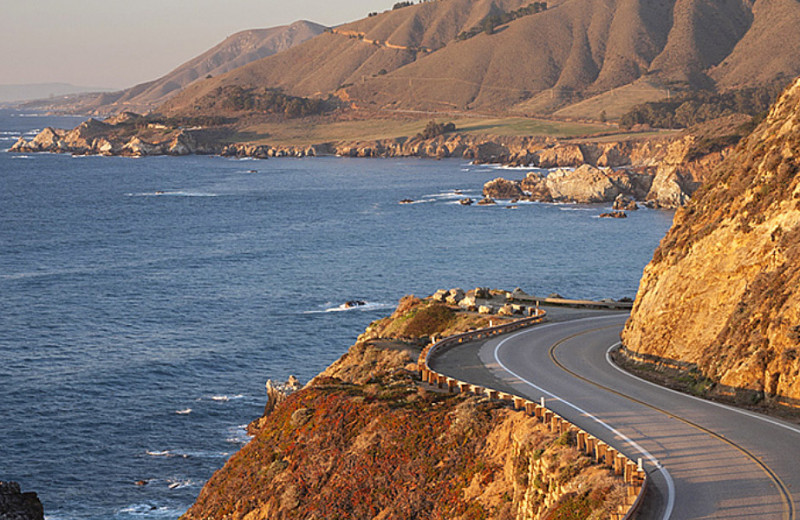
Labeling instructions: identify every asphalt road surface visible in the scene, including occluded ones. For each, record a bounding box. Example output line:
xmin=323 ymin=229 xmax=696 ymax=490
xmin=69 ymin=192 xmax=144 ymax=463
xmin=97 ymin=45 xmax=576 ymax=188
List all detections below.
xmin=429 ymin=308 xmax=800 ymax=520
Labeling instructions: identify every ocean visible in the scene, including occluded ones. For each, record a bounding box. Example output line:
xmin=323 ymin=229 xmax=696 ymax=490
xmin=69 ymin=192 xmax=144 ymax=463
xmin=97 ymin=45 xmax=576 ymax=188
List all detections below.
xmin=0 ymin=110 xmax=674 ymax=519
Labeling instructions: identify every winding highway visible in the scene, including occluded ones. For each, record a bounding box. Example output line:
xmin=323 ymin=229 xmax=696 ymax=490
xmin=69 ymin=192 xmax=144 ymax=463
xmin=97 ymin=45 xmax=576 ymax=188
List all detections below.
xmin=429 ymin=308 xmax=800 ymax=520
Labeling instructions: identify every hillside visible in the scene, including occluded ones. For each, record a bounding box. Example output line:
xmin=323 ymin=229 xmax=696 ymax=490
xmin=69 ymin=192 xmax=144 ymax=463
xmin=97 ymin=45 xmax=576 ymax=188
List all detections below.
xmin=181 ymin=295 xmax=626 ymax=520
xmin=23 ymin=21 xmax=325 ymax=116
xmin=621 ymin=76 xmax=800 ymax=411
xmin=161 ymin=0 xmax=800 ymax=119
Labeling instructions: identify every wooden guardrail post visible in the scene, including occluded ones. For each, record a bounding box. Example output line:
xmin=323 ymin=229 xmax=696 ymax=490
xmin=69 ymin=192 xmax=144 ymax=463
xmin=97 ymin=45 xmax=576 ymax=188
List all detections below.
xmin=544 ymin=410 xmax=554 ymax=429
xmin=595 ymin=442 xmax=606 ymax=464
xmin=525 ymin=401 xmax=536 ymax=415
xmin=577 ymin=430 xmax=587 ymax=451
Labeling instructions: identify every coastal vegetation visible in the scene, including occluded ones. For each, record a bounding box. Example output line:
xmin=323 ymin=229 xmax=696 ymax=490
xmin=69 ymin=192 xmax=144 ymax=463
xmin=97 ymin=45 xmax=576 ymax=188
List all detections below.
xmin=456 ymin=2 xmax=548 ymax=40
xmin=619 ymin=82 xmax=789 ymax=130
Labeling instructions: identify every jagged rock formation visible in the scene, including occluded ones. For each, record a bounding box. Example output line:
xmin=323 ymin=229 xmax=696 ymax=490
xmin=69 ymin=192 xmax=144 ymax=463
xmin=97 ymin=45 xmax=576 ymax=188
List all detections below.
xmin=0 ymin=482 xmax=44 ymax=520
xmin=622 ymin=77 xmax=800 ymax=410
xmin=185 ymin=296 xmax=625 ymax=520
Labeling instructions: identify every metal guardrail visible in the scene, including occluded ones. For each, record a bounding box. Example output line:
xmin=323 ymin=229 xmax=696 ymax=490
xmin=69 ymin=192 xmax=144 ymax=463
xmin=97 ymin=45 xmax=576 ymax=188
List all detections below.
xmin=417 ymin=309 xmax=648 ymax=520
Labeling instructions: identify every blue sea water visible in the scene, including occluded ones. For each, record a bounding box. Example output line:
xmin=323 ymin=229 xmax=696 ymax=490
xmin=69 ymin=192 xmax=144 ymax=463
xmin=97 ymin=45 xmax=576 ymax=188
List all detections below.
xmin=0 ymin=110 xmax=674 ymax=519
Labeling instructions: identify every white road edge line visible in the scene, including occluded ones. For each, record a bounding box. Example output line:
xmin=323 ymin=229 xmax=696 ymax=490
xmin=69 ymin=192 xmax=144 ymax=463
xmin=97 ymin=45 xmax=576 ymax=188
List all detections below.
xmin=493 ymin=323 xmax=675 ymax=520
xmin=606 ymin=342 xmax=800 ymax=436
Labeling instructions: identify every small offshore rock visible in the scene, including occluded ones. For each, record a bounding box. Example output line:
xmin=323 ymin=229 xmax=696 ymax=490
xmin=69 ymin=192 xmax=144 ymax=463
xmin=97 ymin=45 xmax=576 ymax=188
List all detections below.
xmin=459 ymin=197 xmax=474 ymax=206
xmin=0 ymin=481 xmax=44 ymax=520
xmin=399 ymin=198 xmax=415 ymax=204
xmin=476 ymin=197 xmax=496 ymax=206
xmin=599 ymin=211 xmax=628 ymax=218
xmin=613 ymin=194 xmax=638 ymax=211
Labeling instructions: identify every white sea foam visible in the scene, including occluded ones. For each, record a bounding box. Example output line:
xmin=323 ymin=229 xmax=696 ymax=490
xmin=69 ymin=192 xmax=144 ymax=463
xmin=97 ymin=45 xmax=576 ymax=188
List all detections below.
xmin=11 ymin=155 xmax=31 ymax=159
xmin=166 ymin=479 xmax=196 ymax=490
xmin=175 ymin=408 xmax=192 ymax=415
xmin=117 ymin=504 xmax=181 ymax=518
xmin=304 ymin=301 xmax=394 ymax=314
xmin=226 ymin=424 xmax=253 ymax=445
xmin=145 ymin=450 xmax=172 ymax=457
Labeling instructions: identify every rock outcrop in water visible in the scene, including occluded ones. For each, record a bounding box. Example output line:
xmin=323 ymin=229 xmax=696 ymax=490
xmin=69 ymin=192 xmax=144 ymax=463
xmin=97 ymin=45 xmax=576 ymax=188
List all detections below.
xmin=621 ymin=77 xmax=800 ymax=411
xmin=0 ymin=482 xmax=44 ymax=520
xmin=182 ymin=295 xmax=626 ymax=520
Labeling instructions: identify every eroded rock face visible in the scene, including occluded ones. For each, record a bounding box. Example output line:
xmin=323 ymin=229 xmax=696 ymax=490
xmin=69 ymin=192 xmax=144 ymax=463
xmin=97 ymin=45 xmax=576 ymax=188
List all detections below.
xmin=483 ymin=177 xmax=524 ymax=199
xmin=623 ymin=77 xmax=800 ymax=410
xmin=0 ymin=482 xmax=44 ymax=520
xmin=546 ymin=165 xmax=622 ymax=203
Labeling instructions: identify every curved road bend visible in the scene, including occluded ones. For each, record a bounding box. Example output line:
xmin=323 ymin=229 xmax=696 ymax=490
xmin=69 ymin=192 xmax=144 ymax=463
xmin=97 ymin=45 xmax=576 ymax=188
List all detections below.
xmin=429 ymin=308 xmax=800 ymax=520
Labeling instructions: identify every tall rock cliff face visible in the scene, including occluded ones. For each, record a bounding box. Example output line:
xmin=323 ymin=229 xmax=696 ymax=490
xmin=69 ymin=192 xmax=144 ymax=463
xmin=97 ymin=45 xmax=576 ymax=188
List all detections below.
xmin=622 ymin=77 xmax=800 ymax=409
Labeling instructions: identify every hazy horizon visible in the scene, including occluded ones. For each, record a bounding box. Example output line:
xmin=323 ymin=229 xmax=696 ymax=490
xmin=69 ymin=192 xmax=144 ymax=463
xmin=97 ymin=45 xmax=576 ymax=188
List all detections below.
xmin=1 ymin=0 xmax=399 ymax=90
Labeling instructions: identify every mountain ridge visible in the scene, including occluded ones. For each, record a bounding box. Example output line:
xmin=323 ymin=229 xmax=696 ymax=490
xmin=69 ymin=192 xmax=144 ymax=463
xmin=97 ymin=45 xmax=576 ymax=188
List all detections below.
xmin=160 ymin=0 xmax=800 ymax=119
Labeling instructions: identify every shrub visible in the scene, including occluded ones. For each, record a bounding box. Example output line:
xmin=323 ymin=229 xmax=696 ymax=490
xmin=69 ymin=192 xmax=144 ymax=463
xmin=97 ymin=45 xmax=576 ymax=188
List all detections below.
xmin=416 ymin=120 xmax=456 ymax=140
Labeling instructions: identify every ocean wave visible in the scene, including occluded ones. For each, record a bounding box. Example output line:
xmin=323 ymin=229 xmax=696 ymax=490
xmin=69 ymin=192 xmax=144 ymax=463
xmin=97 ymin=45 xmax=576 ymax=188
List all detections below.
xmin=303 ymin=301 xmax=394 ymax=314
xmin=207 ymin=394 xmax=244 ymax=402
xmin=145 ymin=450 xmax=187 ymax=458
xmin=557 ymin=206 xmax=594 ymax=212
xmin=402 ymin=190 xmax=476 ymax=205
xmin=116 ymin=504 xmax=183 ymax=518
xmin=175 ymin=408 xmax=192 ymax=415
xmin=23 ymin=129 xmax=42 ymax=135
xmin=226 ymin=424 xmax=253 ymax=445
xmin=11 ymin=155 xmax=32 ymax=159
xmin=167 ymin=479 xmax=198 ymax=490
xmin=126 ymin=191 xmax=218 ymax=198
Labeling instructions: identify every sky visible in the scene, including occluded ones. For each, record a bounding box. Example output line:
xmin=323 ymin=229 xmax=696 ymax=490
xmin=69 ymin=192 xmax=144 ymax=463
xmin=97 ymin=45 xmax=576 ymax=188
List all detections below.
xmin=0 ymin=0 xmax=399 ymax=89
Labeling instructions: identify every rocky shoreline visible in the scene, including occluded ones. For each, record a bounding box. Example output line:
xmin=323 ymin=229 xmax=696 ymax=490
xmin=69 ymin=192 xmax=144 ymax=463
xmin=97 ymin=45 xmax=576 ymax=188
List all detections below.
xmin=10 ymin=114 xmax=729 ymax=208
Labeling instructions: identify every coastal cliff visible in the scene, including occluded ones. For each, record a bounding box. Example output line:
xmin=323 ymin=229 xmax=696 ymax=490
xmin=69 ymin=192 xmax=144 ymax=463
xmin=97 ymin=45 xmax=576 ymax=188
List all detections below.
xmin=181 ymin=294 xmax=626 ymax=519
xmin=621 ymin=77 xmax=800 ymax=410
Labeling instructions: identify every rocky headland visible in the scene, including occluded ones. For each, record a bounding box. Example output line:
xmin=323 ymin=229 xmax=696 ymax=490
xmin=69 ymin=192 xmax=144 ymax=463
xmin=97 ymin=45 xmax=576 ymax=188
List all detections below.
xmin=621 ymin=77 xmax=800 ymax=413
xmin=481 ymin=132 xmax=729 ymax=208
xmin=181 ymin=291 xmax=628 ymax=520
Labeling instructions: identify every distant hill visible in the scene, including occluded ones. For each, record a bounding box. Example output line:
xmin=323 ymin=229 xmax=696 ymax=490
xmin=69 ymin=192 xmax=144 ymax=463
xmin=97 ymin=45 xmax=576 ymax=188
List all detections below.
xmin=0 ymin=83 xmax=113 ymax=104
xmin=23 ymin=20 xmax=326 ymax=115
xmin=160 ymin=0 xmax=800 ymax=119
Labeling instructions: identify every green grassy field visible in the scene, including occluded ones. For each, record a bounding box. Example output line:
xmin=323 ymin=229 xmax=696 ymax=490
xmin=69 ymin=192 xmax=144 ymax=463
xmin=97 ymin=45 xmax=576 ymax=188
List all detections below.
xmin=233 ymin=116 xmax=610 ymax=146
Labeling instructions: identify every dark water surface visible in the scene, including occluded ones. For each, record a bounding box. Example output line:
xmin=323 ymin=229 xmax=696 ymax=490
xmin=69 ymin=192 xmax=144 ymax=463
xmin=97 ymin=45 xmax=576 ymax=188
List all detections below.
xmin=0 ymin=111 xmax=673 ymax=519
